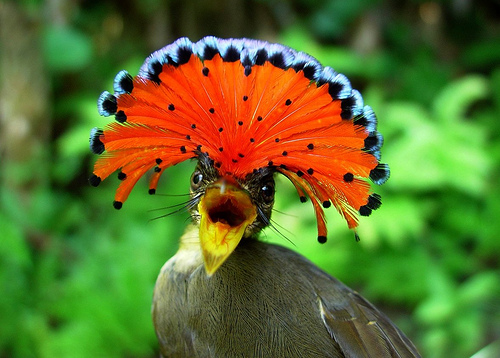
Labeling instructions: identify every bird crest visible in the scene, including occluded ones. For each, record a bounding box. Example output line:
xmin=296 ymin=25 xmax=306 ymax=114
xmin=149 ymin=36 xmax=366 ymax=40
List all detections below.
xmin=89 ymin=37 xmax=389 ymax=242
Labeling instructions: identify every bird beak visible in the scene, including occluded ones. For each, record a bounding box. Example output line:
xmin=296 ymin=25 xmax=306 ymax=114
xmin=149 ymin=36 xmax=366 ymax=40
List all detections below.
xmin=198 ymin=177 xmax=257 ymax=276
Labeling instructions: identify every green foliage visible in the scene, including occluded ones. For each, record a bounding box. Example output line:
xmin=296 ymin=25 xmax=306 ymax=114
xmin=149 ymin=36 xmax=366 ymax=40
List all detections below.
xmin=43 ymin=25 xmax=93 ymax=72
xmin=1 ymin=1 xmax=499 ymax=357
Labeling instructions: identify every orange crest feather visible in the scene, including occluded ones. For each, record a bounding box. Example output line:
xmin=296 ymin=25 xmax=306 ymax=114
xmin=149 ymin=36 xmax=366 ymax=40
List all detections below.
xmin=89 ymin=37 xmax=389 ymax=240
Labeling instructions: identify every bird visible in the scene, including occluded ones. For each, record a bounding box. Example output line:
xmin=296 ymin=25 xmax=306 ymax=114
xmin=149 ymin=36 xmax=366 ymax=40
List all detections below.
xmin=89 ymin=37 xmax=421 ymax=357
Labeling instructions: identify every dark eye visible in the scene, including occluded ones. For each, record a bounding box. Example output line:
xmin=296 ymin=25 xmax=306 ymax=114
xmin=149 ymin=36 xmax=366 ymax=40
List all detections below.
xmin=260 ymin=182 xmax=275 ymax=203
xmin=191 ymin=171 xmax=203 ymax=190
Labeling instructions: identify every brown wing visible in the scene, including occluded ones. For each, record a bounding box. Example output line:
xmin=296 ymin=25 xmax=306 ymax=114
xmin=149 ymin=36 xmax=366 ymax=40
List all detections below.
xmin=265 ymin=241 xmax=420 ymax=358
xmin=308 ymin=265 xmax=421 ymax=357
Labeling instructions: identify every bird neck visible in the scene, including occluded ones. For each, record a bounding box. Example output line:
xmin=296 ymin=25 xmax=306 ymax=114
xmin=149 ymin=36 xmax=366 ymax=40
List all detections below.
xmin=171 ymin=224 xmax=205 ymax=275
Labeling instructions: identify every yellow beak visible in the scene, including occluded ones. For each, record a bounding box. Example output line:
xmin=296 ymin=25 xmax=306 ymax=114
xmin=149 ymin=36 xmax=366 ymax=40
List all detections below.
xmin=198 ymin=177 xmax=257 ymax=276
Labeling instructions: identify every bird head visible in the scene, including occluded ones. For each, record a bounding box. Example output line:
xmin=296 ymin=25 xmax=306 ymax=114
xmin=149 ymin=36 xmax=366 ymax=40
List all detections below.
xmin=89 ymin=37 xmax=389 ymax=275
xmin=188 ymin=155 xmax=275 ymax=274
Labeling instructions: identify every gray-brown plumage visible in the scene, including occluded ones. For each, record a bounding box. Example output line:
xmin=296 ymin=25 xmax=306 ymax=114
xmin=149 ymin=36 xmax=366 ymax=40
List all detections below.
xmin=152 ymin=162 xmax=420 ymax=358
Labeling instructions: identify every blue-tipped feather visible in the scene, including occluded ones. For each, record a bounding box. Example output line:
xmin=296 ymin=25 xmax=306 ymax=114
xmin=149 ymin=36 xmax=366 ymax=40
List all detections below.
xmin=89 ymin=127 xmax=105 ymax=154
xmin=113 ymin=70 xmax=134 ymax=94
xmin=97 ymin=91 xmax=117 ymax=117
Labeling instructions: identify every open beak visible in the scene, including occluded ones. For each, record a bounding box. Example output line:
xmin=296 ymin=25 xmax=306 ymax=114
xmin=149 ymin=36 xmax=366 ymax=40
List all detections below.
xmin=198 ymin=177 xmax=257 ymax=276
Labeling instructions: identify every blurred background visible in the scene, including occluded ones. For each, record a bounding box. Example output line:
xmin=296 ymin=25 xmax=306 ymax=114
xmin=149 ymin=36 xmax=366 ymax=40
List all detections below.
xmin=1 ymin=0 xmax=499 ymax=357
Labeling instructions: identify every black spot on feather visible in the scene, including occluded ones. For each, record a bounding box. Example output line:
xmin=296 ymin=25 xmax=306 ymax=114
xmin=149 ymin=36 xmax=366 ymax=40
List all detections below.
xmin=255 ymin=49 xmax=268 ymax=65
xmin=302 ymin=65 xmax=318 ymax=80
xmin=89 ymin=174 xmax=101 ymax=187
xmin=366 ymin=193 xmax=382 ymax=210
xmin=147 ymin=59 xmax=163 ymax=84
xmin=115 ymin=110 xmax=127 ymax=123
xmin=340 ymin=96 xmax=356 ymax=119
xmin=268 ymin=52 xmax=286 ymax=69
xmin=359 ymin=206 xmax=372 ymax=217
xmin=99 ymin=92 xmax=117 ymax=115
xmin=176 ymin=46 xmax=192 ymax=65
xmin=222 ymin=46 xmax=240 ymax=62
xmin=327 ymin=82 xmax=344 ymax=99
xmin=202 ymin=44 xmax=218 ymax=60
xmin=89 ymin=128 xmax=105 ymax=155
xmin=116 ymin=72 xmax=134 ymax=93
xmin=343 ymin=172 xmax=354 ymax=182
xmin=369 ymin=164 xmax=390 ymax=185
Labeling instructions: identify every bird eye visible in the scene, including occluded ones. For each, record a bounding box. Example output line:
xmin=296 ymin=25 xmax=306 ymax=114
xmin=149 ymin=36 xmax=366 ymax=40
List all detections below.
xmin=260 ymin=182 xmax=275 ymax=203
xmin=191 ymin=171 xmax=203 ymax=190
